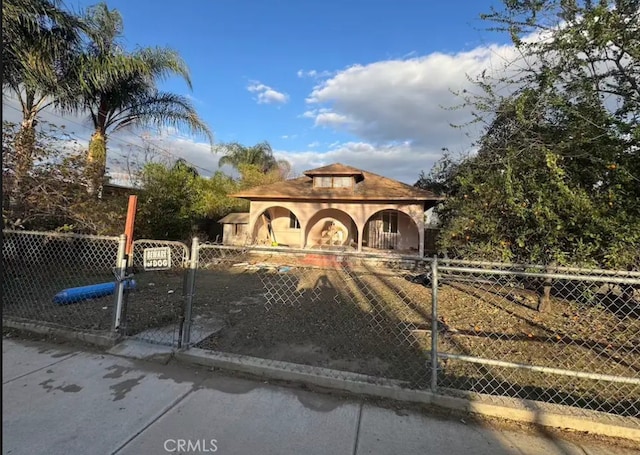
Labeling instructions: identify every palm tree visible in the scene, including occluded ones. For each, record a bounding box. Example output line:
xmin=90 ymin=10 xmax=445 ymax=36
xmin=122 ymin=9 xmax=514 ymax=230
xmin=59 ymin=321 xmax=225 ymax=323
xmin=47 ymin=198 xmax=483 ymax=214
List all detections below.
xmin=218 ymin=141 xmax=279 ymax=173
xmin=2 ymin=0 xmax=84 ymax=195
xmin=69 ymin=3 xmax=213 ymax=194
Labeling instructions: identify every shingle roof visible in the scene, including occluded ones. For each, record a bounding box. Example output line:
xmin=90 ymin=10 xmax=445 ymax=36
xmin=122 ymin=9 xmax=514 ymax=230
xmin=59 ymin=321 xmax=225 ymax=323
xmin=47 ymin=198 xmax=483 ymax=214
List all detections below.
xmin=303 ymin=163 xmax=363 ymax=176
xmin=231 ymin=163 xmax=442 ymax=202
xmin=218 ymin=212 xmax=250 ymax=224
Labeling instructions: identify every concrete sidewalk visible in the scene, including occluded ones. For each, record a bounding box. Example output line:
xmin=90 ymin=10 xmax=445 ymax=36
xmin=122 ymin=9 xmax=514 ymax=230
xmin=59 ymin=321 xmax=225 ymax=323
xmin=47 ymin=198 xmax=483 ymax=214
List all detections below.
xmin=2 ymin=337 xmax=637 ymax=455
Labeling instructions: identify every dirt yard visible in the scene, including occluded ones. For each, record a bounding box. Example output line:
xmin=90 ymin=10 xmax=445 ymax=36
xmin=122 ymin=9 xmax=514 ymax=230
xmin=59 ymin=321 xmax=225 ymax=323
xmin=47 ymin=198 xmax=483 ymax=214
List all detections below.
xmin=183 ymin=253 xmax=640 ymax=417
xmin=4 ymin=250 xmax=638 ymax=416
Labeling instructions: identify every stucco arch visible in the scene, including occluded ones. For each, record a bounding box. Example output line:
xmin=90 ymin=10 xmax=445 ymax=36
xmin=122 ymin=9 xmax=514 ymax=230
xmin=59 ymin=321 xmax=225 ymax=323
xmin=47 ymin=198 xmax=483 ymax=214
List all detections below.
xmin=363 ymin=208 xmax=423 ymax=253
xmin=361 ymin=205 xmax=423 ymax=229
xmin=250 ymin=205 xmax=303 ymax=247
xmin=304 ymin=208 xmax=359 ymax=249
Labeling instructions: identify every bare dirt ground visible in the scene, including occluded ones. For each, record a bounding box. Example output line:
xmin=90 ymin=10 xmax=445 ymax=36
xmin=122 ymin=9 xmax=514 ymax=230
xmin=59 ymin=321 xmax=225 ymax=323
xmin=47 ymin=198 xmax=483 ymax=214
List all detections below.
xmin=4 ymin=251 xmax=639 ymax=417
xmin=186 ymin=252 xmax=640 ymax=417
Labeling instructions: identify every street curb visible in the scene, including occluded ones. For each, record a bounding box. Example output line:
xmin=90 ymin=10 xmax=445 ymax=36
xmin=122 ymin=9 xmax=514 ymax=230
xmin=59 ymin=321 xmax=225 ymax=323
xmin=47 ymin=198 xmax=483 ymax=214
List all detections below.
xmin=2 ymin=318 xmax=118 ymax=348
xmin=176 ymin=348 xmax=640 ymax=443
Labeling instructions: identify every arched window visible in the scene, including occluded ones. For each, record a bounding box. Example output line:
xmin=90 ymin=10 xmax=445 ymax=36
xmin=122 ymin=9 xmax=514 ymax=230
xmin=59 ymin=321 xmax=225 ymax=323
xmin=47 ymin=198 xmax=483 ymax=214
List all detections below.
xmin=289 ymin=213 xmax=300 ymax=229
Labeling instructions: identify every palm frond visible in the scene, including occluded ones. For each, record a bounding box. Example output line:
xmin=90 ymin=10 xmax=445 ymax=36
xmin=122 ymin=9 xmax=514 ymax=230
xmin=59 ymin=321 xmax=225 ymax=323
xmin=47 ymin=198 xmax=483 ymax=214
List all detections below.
xmin=132 ymin=47 xmax=193 ymax=90
xmin=105 ymin=91 xmax=213 ymax=146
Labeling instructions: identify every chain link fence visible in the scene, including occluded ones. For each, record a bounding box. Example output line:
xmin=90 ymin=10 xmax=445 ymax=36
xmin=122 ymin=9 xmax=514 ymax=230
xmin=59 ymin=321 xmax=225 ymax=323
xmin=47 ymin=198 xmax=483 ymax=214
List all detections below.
xmin=435 ymin=260 xmax=640 ymax=419
xmin=188 ymin=243 xmax=255 ymax=347
xmin=2 ymin=230 xmax=120 ymax=332
xmin=3 ymin=230 xmax=639 ymax=424
xmin=194 ymin=245 xmax=433 ymax=386
xmin=187 ymin=243 xmax=640 ymax=423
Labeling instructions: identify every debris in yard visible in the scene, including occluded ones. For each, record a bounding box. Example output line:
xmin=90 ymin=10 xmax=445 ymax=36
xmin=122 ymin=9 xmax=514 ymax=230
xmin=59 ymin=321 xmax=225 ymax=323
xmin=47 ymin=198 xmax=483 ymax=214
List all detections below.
xmin=408 ymin=273 xmax=431 ymax=286
xmin=278 ymin=266 xmax=292 ymax=273
xmin=167 ymin=290 xmax=174 ymax=294
xmin=229 ymin=308 xmax=242 ymax=314
xmin=232 ymin=262 xmax=249 ymax=267
xmin=148 ymin=282 xmax=155 ymax=287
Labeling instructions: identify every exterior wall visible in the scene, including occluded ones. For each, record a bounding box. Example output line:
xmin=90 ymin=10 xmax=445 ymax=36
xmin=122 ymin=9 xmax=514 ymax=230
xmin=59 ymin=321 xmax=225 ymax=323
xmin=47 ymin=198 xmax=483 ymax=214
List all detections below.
xmin=248 ymin=200 xmax=426 ymax=255
xmin=398 ymin=212 xmax=420 ymax=250
xmin=222 ymin=223 xmax=248 ymax=246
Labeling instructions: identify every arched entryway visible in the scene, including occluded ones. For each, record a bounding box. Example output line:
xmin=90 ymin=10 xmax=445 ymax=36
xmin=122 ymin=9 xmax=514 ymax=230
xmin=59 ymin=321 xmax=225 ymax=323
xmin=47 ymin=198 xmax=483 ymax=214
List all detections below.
xmin=251 ymin=206 xmax=303 ymax=247
xmin=304 ymin=208 xmax=358 ymax=250
xmin=363 ymin=210 xmax=421 ymax=253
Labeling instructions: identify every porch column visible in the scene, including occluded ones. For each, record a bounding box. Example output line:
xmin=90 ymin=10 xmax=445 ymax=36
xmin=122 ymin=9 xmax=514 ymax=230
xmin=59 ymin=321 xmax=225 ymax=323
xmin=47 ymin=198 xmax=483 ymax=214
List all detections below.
xmin=300 ymin=225 xmax=306 ymax=249
xmin=248 ymin=218 xmax=256 ymax=246
xmin=414 ymin=210 xmax=425 ymax=257
xmin=357 ymin=223 xmax=364 ymax=252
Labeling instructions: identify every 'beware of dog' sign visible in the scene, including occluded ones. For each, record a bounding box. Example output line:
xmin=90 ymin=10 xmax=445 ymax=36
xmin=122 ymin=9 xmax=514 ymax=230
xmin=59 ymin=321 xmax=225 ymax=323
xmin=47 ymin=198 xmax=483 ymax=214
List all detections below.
xmin=143 ymin=247 xmax=171 ymax=270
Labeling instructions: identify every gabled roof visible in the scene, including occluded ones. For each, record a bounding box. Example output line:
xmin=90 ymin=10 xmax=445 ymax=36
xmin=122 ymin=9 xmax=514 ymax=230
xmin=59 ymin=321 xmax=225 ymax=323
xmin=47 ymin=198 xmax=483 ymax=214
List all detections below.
xmin=231 ymin=163 xmax=442 ymax=202
xmin=218 ymin=212 xmax=249 ymax=224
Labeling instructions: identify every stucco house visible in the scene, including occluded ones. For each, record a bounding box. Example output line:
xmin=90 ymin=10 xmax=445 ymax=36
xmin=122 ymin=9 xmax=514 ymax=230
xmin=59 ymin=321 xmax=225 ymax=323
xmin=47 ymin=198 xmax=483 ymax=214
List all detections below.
xmin=218 ymin=163 xmax=442 ymax=256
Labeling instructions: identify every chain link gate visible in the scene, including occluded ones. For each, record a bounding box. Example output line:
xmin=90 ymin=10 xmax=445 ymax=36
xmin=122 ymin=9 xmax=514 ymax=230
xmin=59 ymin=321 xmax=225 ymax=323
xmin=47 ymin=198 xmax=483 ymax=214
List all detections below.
xmin=119 ymin=239 xmax=191 ymax=346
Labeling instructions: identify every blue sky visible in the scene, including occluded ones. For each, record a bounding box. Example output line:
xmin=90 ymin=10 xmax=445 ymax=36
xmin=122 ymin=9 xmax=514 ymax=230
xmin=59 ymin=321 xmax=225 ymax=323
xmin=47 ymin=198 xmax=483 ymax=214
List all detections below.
xmin=4 ymin=0 xmax=520 ymax=184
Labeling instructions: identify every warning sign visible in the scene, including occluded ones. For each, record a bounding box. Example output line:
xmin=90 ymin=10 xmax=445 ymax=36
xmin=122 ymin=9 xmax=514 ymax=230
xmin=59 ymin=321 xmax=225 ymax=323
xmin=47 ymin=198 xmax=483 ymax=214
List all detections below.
xmin=143 ymin=247 xmax=172 ymax=270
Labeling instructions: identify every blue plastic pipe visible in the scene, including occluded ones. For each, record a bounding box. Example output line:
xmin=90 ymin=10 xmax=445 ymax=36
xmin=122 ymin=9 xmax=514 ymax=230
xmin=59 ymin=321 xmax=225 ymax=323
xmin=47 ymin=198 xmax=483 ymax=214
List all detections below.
xmin=53 ymin=280 xmax=136 ymax=305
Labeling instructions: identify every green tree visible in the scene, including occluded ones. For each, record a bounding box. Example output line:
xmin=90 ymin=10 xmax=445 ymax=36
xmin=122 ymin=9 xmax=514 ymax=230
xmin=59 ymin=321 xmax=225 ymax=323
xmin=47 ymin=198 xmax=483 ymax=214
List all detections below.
xmin=2 ymin=0 xmax=84 ymax=201
xmin=432 ymin=0 xmax=640 ymax=272
xmin=201 ymin=171 xmax=243 ymax=217
xmin=69 ymin=3 xmax=213 ymax=194
xmin=414 ymin=151 xmax=461 ymax=196
xmin=2 ymin=120 xmax=126 ymax=233
xmin=137 ymin=160 xmax=206 ymax=240
xmin=218 ymin=141 xmax=289 ymax=175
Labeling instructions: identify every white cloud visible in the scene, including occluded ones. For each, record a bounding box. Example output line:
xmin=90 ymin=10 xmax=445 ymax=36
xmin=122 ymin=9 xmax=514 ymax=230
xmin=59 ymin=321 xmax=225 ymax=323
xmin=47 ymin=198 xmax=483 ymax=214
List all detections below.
xmin=297 ymin=69 xmax=333 ymax=79
xmin=304 ymin=42 xmax=523 ymax=153
xmin=286 ymin=40 xmax=538 ymax=182
xmin=276 ymin=141 xmax=442 ymax=184
xmin=315 ymin=112 xmax=350 ymax=127
xmin=307 ymin=141 xmax=320 ymax=148
xmin=247 ymin=80 xmax=289 ymax=104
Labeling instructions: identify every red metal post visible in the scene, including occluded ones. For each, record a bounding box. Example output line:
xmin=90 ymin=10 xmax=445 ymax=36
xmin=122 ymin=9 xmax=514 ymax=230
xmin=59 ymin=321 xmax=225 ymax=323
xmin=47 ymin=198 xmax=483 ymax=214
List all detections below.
xmin=124 ymin=195 xmax=138 ymax=256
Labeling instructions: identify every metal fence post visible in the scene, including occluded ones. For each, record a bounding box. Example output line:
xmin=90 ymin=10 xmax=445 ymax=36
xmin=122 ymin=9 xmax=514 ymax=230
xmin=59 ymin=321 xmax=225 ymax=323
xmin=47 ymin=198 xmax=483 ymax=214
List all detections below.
xmin=431 ymin=254 xmax=439 ymax=392
xmin=112 ymin=234 xmax=127 ymax=334
xmin=182 ymin=237 xmax=199 ymax=348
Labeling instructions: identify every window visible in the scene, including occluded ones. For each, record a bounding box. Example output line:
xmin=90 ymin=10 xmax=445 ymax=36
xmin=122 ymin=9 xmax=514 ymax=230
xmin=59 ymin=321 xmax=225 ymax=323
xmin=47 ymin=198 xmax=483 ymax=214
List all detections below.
xmin=313 ymin=176 xmax=353 ymax=188
xmin=381 ymin=211 xmax=398 ymax=233
xmin=333 ymin=176 xmax=352 ymax=188
xmin=289 ymin=213 xmax=300 ymax=229
xmin=314 ymin=176 xmax=332 ymax=188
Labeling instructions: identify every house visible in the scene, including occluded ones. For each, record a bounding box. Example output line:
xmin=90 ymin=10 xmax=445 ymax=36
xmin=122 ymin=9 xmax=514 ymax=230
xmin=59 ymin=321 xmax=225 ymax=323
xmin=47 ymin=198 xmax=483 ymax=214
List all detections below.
xmin=219 ymin=163 xmax=442 ymax=256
